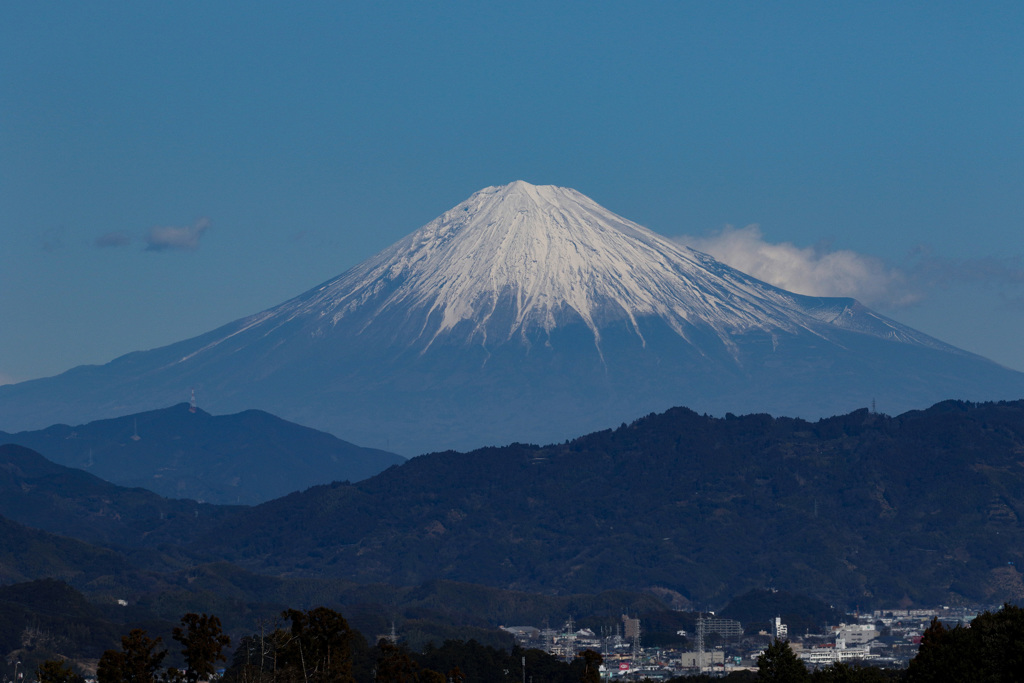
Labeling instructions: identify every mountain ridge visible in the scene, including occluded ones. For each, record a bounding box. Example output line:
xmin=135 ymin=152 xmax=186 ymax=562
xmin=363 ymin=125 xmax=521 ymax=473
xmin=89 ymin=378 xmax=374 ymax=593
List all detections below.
xmin=5 ymin=400 xmax=1024 ymax=609
xmin=0 ymin=442 xmax=234 ymax=550
xmin=1 ymin=182 xmax=1022 ymax=454
xmin=187 ymin=399 xmax=1024 ymax=607
xmin=0 ymin=404 xmax=404 ymax=504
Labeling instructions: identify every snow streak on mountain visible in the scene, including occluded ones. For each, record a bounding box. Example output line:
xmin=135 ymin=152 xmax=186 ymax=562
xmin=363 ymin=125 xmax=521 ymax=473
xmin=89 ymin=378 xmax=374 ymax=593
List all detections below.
xmin=2 ymin=182 xmax=1022 ymax=455
xmin=186 ymin=181 xmax=952 ymax=363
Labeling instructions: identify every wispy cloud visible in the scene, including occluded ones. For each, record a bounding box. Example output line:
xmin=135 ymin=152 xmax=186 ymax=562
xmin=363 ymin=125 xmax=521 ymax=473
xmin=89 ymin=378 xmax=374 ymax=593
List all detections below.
xmin=95 ymin=231 xmax=132 ymax=248
xmin=676 ymin=225 xmax=917 ymax=308
xmin=676 ymin=225 xmax=1024 ymax=311
xmin=145 ymin=218 xmax=210 ymax=252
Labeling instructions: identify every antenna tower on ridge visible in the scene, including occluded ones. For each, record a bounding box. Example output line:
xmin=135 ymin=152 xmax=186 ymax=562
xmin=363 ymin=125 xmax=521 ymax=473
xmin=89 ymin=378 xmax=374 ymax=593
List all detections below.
xmin=189 ymin=389 xmax=197 ymax=413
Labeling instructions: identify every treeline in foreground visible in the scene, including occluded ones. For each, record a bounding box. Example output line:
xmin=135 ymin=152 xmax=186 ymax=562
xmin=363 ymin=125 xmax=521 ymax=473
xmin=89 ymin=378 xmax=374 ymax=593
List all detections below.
xmin=33 ymin=607 xmax=598 ymax=683
xmin=29 ymin=604 xmax=1024 ymax=683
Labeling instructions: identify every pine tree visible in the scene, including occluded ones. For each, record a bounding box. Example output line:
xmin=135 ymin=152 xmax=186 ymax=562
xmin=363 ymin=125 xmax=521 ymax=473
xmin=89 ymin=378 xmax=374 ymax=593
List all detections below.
xmin=757 ymin=639 xmax=809 ymax=682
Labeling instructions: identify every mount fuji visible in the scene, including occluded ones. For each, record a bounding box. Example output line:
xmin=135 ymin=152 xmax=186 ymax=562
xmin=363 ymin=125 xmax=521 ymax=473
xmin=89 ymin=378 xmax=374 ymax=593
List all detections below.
xmin=4 ymin=181 xmax=1024 ymax=455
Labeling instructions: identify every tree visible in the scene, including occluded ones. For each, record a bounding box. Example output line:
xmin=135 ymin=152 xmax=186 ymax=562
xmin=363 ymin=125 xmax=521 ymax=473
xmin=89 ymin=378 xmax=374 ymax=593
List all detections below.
xmin=375 ymin=639 xmax=418 ymax=683
xmin=757 ymin=639 xmax=809 ymax=682
xmin=173 ymin=613 xmax=231 ymax=683
xmin=966 ymin=602 xmax=1024 ymax=681
xmin=223 ymin=617 xmax=286 ymax=683
xmin=35 ymin=660 xmax=83 ymax=683
xmin=278 ymin=607 xmax=356 ymax=683
xmin=906 ymin=616 xmax=977 ymax=682
xmin=97 ymin=629 xmax=168 ymax=683
xmin=577 ymin=649 xmax=602 ymax=683
xmin=417 ymin=670 xmax=446 ymax=683
xmin=907 ymin=605 xmax=1024 ymax=682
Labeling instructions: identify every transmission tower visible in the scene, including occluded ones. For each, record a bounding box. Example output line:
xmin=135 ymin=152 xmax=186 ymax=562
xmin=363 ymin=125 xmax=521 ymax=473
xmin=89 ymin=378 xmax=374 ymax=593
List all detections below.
xmin=631 ymin=619 xmax=641 ymax=662
xmin=564 ymin=615 xmax=576 ymax=662
xmin=695 ymin=615 xmax=706 ymax=673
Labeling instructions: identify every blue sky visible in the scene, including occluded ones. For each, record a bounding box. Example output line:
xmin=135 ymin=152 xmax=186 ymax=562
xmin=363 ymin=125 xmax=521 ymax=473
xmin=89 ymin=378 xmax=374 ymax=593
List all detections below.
xmin=2 ymin=2 xmax=1023 ymax=385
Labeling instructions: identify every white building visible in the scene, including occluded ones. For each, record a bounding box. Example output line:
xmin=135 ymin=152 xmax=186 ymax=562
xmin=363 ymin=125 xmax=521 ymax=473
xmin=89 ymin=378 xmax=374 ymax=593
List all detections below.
xmin=798 ymin=636 xmax=876 ymax=667
xmin=833 ymin=623 xmax=879 ymax=645
xmin=772 ymin=617 xmax=788 ymax=640
xmin=680 ymin=651 xmax=725 ymax=669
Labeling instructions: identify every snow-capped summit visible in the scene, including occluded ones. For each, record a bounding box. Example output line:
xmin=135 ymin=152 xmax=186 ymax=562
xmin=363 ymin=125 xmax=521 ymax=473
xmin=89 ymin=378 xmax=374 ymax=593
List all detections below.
xmin=2 ymin=182 xmax=1022 ymax=455
xmin=202 ymin=181 xmax=950 ymax=362
xmin=295 ymin=179 xmax=763 ymax=348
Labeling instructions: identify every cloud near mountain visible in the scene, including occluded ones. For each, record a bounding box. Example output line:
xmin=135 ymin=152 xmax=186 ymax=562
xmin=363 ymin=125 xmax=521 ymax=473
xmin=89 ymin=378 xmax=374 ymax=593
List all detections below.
xmin=679 ymin=226 xmax=1024 ymax=315
xmin=676 ymin=224 xmax=918 ymax=309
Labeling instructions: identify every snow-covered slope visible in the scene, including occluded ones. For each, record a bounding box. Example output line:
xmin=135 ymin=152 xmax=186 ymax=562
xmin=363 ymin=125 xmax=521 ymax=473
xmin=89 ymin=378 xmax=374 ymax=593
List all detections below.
xmin=1 ymin=181 xmax=1021 ymax=455
xmin=184 ymin=181 xmax=956 ymax=364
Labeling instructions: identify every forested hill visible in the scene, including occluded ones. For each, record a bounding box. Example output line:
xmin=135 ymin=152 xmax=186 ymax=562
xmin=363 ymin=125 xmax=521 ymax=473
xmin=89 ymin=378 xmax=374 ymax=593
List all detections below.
xmin=0 ymin=403 xmax=404 ymax=505
xmin=0 ymin=443 xmax=235 ymax=550
xmin=192 ymin=399 xmax=1024 ymax=608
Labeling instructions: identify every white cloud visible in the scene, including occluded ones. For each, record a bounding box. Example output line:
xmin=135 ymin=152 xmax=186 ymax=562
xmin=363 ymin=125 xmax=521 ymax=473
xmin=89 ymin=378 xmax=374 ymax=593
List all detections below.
xmin=676 ymin=225 xmax=920 ymax=309
xmin=145 ymin=218 xmax=210 ymax=252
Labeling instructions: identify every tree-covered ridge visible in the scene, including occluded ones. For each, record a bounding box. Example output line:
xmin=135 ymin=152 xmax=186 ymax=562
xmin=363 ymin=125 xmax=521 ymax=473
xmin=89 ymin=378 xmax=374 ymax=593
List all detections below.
xmin=0 ymin=403 xmax=403 ymax=505
xmin=0 ymin=515 xmax=136 ymax=587
xmin=0 ymin=443 xmax=236 ymax=550
xmin=5 ymin=400 xmax=1024 ymax=609
xmin=194 ymin=400 xmax=1024 ymax=607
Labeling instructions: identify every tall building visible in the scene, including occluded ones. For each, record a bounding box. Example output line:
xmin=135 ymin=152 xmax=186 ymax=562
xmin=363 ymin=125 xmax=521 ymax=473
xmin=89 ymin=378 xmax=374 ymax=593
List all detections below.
xmin=772 ymin=617 xmax=788 ymax=640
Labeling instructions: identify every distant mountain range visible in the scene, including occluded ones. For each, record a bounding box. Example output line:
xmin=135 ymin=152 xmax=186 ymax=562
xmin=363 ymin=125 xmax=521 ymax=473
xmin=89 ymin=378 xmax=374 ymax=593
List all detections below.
xmin=3 ymin=182 xmax=1022 ymax=455
xmin=0 ymin=404 xmax=404 ymax=504
xmin=5 ymin=400 xmax=1024 ymax=610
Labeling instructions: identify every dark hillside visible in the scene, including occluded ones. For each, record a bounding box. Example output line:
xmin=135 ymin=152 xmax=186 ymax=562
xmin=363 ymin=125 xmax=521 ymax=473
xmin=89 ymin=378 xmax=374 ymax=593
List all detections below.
xmin=0 ymin=579 xmax=123 ymax=659
xmin=1 ymin=403 xmax=404 ymax=504
xmin=193 ymin=400 xmax=1024 ymax=607
xmin=0 ymin=443 xmax=235 ymax=550
xmin=0 ymin=514 xmax=142 ymax=589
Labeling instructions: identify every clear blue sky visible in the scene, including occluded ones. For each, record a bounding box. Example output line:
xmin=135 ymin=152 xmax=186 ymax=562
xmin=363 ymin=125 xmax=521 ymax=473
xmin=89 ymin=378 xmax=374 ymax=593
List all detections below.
xmin=2 ymin=2 xmax=1023 ymax=385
